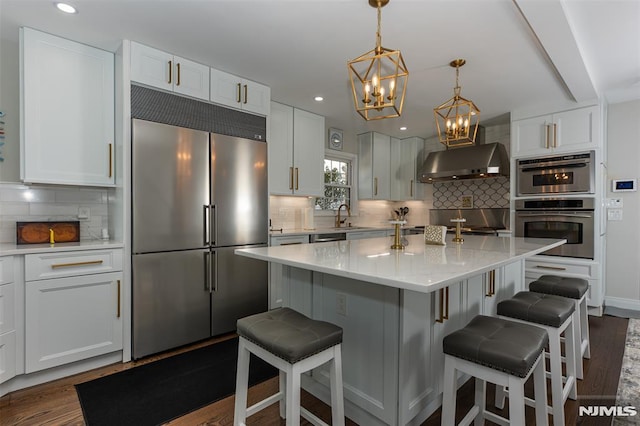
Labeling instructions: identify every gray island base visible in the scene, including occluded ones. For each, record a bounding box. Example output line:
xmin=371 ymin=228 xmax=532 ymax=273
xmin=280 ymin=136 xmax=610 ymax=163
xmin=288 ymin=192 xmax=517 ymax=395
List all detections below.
xmin=236 ymin=234 xmax=565 ymax=426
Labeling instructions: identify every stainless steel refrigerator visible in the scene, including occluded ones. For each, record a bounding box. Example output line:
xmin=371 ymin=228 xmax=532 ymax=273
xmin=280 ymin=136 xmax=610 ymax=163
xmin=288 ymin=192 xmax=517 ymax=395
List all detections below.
xmin=131 ymin=118 xmax=268 ymax=359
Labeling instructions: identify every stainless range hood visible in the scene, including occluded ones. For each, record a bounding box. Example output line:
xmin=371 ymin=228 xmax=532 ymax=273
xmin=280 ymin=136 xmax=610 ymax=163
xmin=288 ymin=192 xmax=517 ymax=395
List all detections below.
xmin=419 ymin=142 xmax=510 ymax=183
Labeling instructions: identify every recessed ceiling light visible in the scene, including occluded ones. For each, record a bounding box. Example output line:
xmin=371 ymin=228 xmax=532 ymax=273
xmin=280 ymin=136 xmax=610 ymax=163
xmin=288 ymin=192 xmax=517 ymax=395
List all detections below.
xmin=400 ymin=126 xmax=407 ymax=131
xmin=314 ymin=96 xmax=324 ymax=102
xmin=55 ymin=2 xmax=77 ymax=14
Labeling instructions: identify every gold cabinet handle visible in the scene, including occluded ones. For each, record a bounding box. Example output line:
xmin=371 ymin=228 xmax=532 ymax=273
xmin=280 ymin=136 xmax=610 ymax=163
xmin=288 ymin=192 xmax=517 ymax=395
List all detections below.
xmin=236 ymin=83 xmax=242 ymax=103
xmin=176 ymin=62 xmax=181 ymax=86
xmin=486 ymin=270 xmax=496 ymax=297
xmin=289 ymin=167 xmax=294 ymax=190
xmin=295 ymin=168 xmax=299 ymax=190
xmin=374 ymin=177 xmax=378 ymax=196
xmin=436 ymin=286 xmax=450 ymax=323
xmin=553 ymin=123 xmax=557 ymax=148
xmin=444 ymin=286 xmax=449 ymax=320
xmin=545 ymin=124 xmax=550 ymax=149
xmin=51 ymin=260 xmax=104 ymax=269
xmin=116 ymin=279 xmax=121 ymax=318
xmin=168 ymin=60 xmax=172 ymax=84
xmin=108 ymin=143 xmax=113 ymax=178
xmin=243 ymin=84 xmax=248 ymax=104
xmin=535 ymin=265 xmax=567 ymax=271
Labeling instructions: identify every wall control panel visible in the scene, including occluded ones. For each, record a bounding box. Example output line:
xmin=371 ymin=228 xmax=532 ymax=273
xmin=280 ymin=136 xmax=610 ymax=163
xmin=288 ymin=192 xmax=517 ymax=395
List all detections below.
xmin=612 ymin=178 xmax=637 ymax=192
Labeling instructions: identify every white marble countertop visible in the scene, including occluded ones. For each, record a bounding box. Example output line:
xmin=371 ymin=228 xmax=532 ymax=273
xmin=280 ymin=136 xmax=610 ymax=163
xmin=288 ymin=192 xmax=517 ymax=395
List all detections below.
xmin=0 ymin=240 xmax=124 ymax=256
xmin=236 ymin=234 xmax=565 ymax=294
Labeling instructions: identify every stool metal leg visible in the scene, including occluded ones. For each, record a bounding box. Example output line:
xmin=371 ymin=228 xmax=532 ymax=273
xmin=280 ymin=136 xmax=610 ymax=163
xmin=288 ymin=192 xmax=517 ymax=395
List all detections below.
xmin=234 ymin=338 xmax=251 ymax=426
xmin=330 ymin=345 xmax=345 ymax=426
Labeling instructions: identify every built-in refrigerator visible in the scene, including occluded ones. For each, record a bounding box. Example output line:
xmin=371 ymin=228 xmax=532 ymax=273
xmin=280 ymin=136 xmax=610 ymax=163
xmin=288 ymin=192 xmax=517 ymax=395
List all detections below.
xmin=131 ymin=118 xmax=268 ymax=359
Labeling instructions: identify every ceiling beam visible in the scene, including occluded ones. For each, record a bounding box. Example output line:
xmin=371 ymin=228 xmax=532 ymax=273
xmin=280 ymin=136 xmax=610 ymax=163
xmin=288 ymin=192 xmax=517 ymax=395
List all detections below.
xmin=513 ymin=0 xmax=598 ymax=103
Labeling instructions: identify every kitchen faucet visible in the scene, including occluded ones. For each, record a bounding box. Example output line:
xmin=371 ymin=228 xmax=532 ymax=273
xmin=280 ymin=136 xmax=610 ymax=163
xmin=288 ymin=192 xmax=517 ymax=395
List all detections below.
xmin=335 ymin=203 xmax=351 ymax=228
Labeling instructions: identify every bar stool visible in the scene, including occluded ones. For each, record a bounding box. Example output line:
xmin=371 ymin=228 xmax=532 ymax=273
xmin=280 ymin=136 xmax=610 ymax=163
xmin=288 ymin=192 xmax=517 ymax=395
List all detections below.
xmin=496 ymin=291 xmax=577 ymax=426
xmin=233 ymin=307 xmax=344 ymax=426
xmin=530 ymin=275 xmax=591 ymax=379
xmin=442 ymin=315 xmax=549 ymax=426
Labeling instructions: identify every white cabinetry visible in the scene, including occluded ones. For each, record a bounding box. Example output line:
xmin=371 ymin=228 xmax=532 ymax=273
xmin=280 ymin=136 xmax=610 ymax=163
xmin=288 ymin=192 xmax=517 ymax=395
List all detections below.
xmin=210 ymin=68 xmax=270 ymax=116
xmin=390 ymin=137 xmax=424 ymax=200
xmin=25 ymin=249 xmax=123 ymax=373
xmin=20 ymin=27 xmax=115 ymax=186
xmin=358 ymin=132 xmax=391 ymax=200
xmin=130 ymin=42 xmax=209 ymax=101
xmin=511 ymin=105 xmax=600 ymax=157
xmin=346 ymin=229 xmax=389 ymax=240
xmin=269 ymin=235 xmax=310 ymax=309
xmin=524 ymin=256 xmax=601 ymax=311
xmin=268 ymin=102 xmax=324 ymax=197
xmin=0 ymin=257 xmax=16 ymax=384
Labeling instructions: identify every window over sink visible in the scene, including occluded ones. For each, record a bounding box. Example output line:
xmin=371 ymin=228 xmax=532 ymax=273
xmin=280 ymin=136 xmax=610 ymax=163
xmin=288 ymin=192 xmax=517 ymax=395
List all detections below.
xmin=315 ymin=153 xmax=353 ymax=212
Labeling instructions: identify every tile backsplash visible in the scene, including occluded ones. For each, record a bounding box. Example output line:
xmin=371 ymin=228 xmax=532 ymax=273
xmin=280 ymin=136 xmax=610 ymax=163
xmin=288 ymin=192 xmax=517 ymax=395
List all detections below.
xmin=0 ymin=183 xmax=112 ymax=244
xmin=432 ymin=176 xmax=510 ymax=209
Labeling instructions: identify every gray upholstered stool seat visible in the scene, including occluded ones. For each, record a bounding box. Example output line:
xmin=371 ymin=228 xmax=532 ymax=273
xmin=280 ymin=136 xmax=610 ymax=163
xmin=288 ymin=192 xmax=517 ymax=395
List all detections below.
xmin=234 ymin=308 xmax=345 ymax=426
xmin=530 ymin=275 xmax=588 ymax=299
xmin=441 ymin=315 xmax=549 ymax=425
xmin=530 ymin=275 xmax=592 ymax=379
xmin=237 ymin=307 xmax=343 ymax=363
xmin=497 ymin=291 xmax=577 ymax=426
xmin=497 ymin=291 xmax=575 ymax=327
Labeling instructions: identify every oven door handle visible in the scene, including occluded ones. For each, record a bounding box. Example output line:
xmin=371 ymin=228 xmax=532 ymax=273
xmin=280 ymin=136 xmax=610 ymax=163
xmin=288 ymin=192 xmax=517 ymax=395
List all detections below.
xmin=519 ymin=162 xmax=589 ymax=172
xmin=516 ymin=213 xmax=593 ymax=218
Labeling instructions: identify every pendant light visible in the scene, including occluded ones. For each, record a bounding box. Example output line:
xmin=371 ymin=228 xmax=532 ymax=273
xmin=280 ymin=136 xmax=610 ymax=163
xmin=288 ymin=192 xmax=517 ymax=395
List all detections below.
xmin=433 ymin=59 xmax=480 ymax=147
xmin=347 ymin=0 xmax=409 ymax=121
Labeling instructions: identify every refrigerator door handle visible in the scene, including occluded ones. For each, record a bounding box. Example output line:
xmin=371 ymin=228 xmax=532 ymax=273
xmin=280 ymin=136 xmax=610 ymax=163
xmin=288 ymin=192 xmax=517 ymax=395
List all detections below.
xmin=204 ymin=251 xmax=211 ymax=292
xmin=212 ymin=250 xmax=218 ymax=293
xmin=203 ymin=205 xmax=210 ymax=245
xmin=211 ymin=204 xmax=217 ymax=246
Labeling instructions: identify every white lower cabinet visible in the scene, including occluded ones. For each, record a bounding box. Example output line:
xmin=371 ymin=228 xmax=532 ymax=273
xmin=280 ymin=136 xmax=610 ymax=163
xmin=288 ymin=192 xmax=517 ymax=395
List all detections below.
xmin=345 ymin=229 xmax=389 ymax=240
xmin=0 ymin=257 xmax=16 ymax=384
xmin=269 ymin=235 xmax=310 ymax=309
xmin=25 ymin=250 xmax=123 ymax=373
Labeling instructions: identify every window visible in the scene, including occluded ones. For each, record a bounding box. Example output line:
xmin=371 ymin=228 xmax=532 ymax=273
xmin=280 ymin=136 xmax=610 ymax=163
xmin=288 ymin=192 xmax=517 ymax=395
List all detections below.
xmin=315 ymin=155 xmax=353 ymax=211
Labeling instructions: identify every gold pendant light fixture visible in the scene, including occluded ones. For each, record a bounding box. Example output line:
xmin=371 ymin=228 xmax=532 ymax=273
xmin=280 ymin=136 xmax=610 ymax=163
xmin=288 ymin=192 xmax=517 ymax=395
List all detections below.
xmin=433 ymin=59 xmax=480 ymax=148
xmin=347 ymin=0 xmax=409 ymax=121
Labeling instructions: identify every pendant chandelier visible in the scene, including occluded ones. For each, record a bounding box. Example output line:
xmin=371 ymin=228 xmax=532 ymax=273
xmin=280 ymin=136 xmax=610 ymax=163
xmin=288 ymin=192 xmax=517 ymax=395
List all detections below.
xmin=433 ymin=59 xmax=480 ymax=148
xmin=347 ymin=0 xmax=408 ymax=121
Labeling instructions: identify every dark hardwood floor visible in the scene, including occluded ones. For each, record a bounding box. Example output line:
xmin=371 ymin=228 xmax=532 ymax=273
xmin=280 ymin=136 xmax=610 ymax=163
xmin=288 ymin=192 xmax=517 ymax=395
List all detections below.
xmin=0 ymin=315 xmax=629 ymax=426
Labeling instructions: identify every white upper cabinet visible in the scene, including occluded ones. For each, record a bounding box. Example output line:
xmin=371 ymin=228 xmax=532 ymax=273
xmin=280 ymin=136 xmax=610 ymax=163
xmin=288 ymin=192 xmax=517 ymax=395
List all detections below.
xmin=130 ymin=42 xmax=210 ymax=101
xmin=511 ymin=105 xmax=600 ymax=158
xmin=390 ymin=137 xmax=423 ymax=201
xmin=358 ymin=132 xmax=391 ymax=200
xmin=268 ymin=102 xmax=324 ymax=197
xmin=210 ymin=68 xmax=271 ymax=116
xmin=20 ymin=27 xmax=115 ymax=186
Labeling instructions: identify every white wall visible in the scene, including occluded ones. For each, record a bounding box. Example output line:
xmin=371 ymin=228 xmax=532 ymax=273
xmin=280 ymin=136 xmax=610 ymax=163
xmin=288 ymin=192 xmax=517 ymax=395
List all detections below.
xmin=605 ymin=100 xmax=640 ymax=309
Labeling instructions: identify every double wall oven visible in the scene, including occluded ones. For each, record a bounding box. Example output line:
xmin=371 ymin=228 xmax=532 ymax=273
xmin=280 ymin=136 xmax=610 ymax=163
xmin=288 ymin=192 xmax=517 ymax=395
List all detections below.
xmin=515 ymin=150 xmax=596 ymax=259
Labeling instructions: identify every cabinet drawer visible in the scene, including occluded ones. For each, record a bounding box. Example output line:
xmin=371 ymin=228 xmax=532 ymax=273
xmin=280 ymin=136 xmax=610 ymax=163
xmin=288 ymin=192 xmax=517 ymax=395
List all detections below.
xmin=25 ymin=249 xmax=123 ymax=281
xmin=0 ymin=283 xmax=15 ymax=335
xmin=0 ymin=257 xmax=14 ymax=285
xmin=0 ymin=331 xmax=17 ymax=384
xmin=525 ymin=258 xmax=596 ymax=278
xmin=270 ymin=235 xmax=309 ymax=246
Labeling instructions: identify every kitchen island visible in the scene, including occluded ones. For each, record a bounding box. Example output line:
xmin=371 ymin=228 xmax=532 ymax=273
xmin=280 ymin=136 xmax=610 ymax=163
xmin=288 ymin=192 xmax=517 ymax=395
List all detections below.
xmin=236 ymin=234 xmax=565 ymax=426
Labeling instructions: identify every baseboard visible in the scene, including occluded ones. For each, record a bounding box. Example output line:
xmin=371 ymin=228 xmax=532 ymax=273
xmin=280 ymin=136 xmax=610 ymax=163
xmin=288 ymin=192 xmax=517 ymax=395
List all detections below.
xmin=604 ymin=297 xmax=640 ymax=318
